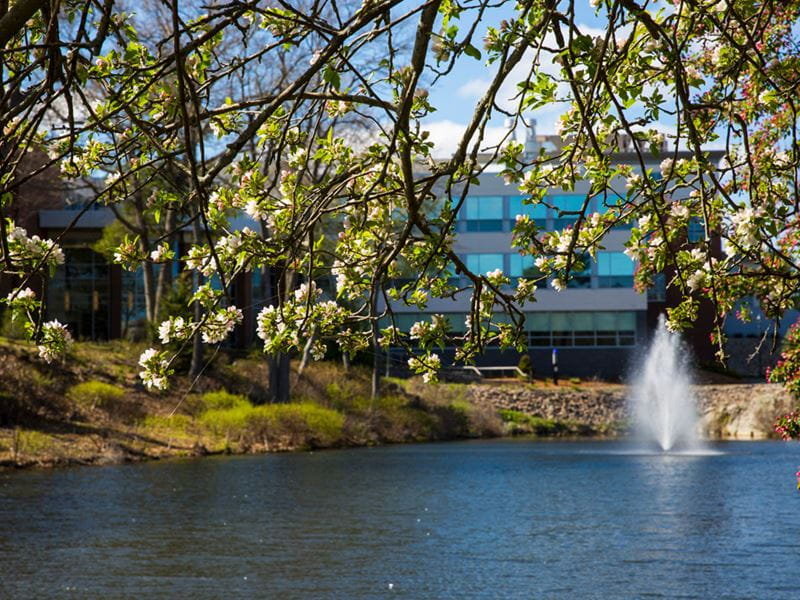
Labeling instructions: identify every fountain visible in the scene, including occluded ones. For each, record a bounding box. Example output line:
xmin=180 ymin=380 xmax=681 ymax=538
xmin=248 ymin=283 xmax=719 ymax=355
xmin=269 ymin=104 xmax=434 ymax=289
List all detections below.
xmin=630 ymin=315 xmax=702 ymax=452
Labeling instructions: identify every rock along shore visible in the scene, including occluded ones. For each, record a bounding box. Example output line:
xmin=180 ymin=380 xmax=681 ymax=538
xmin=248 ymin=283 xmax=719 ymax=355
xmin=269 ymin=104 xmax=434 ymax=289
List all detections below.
xmin=466 ymin=382 xmax=794 ymax=439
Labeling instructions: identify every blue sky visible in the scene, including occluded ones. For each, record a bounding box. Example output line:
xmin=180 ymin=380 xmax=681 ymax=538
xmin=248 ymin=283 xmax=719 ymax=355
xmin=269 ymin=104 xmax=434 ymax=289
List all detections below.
xmin=419 ymin=1 xmax=656 ymax=156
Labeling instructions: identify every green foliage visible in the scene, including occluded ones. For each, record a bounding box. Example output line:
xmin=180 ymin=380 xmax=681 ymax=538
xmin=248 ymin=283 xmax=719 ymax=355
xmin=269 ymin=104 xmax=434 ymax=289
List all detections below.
xmin=200 ymin=405 xmax=252 ymax=438
xmin=248 ymin=403 xmax=345 ymax=445
xmin=15 ymin=429 xmax=54 ymax=455
xmin=92 ymin=220 xmax=130 ymax=261
xmin=196 ymin=391 xmax=345 ymax=447
xmin=773 ymin=410 xmax=800 ymax=440
xmin=66 ymin=380 xmax=125 ymax=410
xmin=768 ymin=320 xmax=800 ymax=400
xmin=499 ymin=409 xmax=565 ymax=436
xmin=0 ymin=308 xmax=28 ymax=339
xmin=140 ymin=414 xmax=193 ymax=436
xmin=324 ymin=381 xmax=372 ymax=413
xmin=199 ymin=390 xmax=251 ymax=412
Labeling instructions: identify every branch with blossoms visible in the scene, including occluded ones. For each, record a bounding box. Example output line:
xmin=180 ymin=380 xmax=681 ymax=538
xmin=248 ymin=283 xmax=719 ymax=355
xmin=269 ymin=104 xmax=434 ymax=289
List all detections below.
xmin=3 ymin=0 xmax=800 ymax=398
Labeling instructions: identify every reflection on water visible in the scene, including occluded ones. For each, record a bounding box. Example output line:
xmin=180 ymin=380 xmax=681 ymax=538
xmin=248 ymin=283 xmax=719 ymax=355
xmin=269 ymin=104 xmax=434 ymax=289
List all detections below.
xmin=0 ymin=440 xmax=798 ymax=599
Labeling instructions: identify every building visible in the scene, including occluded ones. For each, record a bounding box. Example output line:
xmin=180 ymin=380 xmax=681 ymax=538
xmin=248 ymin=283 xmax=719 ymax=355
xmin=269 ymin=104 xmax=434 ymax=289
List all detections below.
xmin=385 ymin=124 xmax=725 ymax=380
xmin=3 ymin=131 xmax=725 ymax=381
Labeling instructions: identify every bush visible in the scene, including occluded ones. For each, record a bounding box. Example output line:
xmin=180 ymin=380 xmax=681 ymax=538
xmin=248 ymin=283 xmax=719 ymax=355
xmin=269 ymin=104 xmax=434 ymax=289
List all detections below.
xmin=247 ymin=403 xmax=345 ymax=447
xmin=197 ymin=400 xmax=345 ymax=448
xmin=325 ymin=381 xmax=371 ymax=413
xmin=15 ymin=429 xmax=54 ymax=455
xmin=499 ymin=409 xmax=566 ymax=436
xmin=768 ymin=319 xmax=800 ymax=400
xmin=199 ymin=390 xmax=251 ymax=412
xmin=66 ymin=381 xmax=125 ymax=411
xmin=140 ymin=414 xmax=193 ymax=437
xmin=200 ymin=405 xmax=252 ymax=438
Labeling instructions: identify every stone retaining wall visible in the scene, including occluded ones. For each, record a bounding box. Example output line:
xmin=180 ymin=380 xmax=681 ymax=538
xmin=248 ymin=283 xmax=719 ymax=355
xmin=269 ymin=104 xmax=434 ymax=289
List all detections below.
xmin=467 ymin=383 xmax=796 ymax=439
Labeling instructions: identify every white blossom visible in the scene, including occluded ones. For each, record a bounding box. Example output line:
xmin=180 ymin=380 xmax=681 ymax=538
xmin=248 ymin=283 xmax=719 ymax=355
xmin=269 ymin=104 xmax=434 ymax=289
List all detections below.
xmin=201 ymin=306 xmax=243 ymax=344
xmin=670 ymin=202 xmax=690 ymax=219
xmin=7 ymin=287 xmax=35 ymax=301
xmin=244 ymin=199 xmax=268 ymax=221
xmin=486 ymin=268 xmax=504 ymax=280
xmin=626 ymin=173 xmax=642 ymax=190
xmin=37 ymin=319 xmax=72 ymax=363
xmin=730 ymin=206 xmax=760 ymax=248
xmin=150 ymin=243 xmax=173 ymax=263
xmin=687 ymin=269 xmax=705 ymax=292
xmin=294 ymin=281 xmax=322 ymax=303
xmin=138 ymin=348 xmax=170 ymax=390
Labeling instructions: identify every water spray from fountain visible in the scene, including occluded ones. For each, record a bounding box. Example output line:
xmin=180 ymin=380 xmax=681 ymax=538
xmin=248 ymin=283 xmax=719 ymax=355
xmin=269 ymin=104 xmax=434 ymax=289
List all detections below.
xmin=630 ymin=315 xmax=702 ymax=452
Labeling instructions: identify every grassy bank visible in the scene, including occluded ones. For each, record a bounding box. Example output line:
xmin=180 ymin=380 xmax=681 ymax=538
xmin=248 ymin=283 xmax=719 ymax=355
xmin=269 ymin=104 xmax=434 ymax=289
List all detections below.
xmin=0 ymin=338 xmax=600 ymax=469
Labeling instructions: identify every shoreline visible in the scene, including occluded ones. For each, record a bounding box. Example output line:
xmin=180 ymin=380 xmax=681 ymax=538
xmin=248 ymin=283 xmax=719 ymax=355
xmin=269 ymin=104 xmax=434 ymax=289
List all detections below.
xmin=0 ymin=338 xmax=792 ymax=473
xmin=0 ymin=426 xmax=785 ymax=473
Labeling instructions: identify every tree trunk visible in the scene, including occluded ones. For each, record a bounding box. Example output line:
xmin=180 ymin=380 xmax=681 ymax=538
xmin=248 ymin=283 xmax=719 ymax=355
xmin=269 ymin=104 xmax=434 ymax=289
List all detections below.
xmin=371 ymin=324 xmax=381 ymax=400
xmin=133 ymin=202 xmax=156 ymax=324
xmin=266 ymin=264 xmax=291 ymax=403
xmin=268 ymin=353 xmax=291 ymax=403
xmin=130 ymin=194 xmax=159 ymax=325
xmin=153 ymin=208 xmax=176 ymax=320
xmin=370 ymin=291 xmax=381 ymax=400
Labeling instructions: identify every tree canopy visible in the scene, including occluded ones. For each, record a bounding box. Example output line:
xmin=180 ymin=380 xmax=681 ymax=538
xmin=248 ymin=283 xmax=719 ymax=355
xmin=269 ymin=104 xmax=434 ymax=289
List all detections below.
xmin=2 ymin=0 xmax=800 ymax=390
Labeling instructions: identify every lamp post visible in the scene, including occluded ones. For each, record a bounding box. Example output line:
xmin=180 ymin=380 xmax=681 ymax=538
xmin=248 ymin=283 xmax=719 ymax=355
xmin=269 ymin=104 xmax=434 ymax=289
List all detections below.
xmin=552 ymin=348 xmax=559 ymax=385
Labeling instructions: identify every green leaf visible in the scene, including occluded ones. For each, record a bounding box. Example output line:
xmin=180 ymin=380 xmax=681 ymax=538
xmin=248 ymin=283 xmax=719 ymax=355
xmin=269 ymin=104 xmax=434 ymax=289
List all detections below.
xmin=463 ymin=44 xmax=482 ymax=60
xmin=323 ymin=66 xmax=341 ymax=90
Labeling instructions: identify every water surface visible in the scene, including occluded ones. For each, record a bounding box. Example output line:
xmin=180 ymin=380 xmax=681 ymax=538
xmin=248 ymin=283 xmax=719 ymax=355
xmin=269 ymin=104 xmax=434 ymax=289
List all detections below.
xmin=1 ymin=439 xmax=798 ymax=598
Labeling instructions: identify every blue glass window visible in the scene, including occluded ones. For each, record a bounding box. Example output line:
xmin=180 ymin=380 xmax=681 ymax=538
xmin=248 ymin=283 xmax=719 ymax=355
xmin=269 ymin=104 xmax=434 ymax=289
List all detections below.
xmin=525 ymin=311 xmax=637 ymax=347
xmin=526 ymin=312 xmax=551 ymax=346
xmin=687 ymin=217 xmax=705 ymax=243
xmin=551 ymin=312 xmax=573 ymax=346
xmin=509 ymin=196 xmax=547 ymax=228
xmin=597 ymin=252 xmax=634 ymax=288
xmin=466 ymin=253 xmax=504 ymax=275
xmin=508 ymin=254 xmax=542 ymax=281
xmin=551 ymin=195 xmax=587 ymax=230
xmin=566 ymin=253 xmax=593 ymax=289
xmin=463 ymin=196 xmax=504 ymax=231
xmin=572 ymin=312 xmax=595 ymax=346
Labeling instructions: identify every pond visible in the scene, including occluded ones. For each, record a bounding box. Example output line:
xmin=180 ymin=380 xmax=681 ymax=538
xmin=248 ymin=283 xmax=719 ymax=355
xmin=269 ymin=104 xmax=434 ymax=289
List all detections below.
xmin=1 ymin=439 xmax=798 ymax=599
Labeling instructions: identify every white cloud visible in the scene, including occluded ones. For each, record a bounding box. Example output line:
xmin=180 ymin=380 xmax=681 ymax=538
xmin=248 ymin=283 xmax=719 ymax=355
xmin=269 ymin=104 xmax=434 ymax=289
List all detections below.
xmin=422 ymin=119 xmax=511 ymax=158
xmin=457 ymin=78 xmax=492 ymax=98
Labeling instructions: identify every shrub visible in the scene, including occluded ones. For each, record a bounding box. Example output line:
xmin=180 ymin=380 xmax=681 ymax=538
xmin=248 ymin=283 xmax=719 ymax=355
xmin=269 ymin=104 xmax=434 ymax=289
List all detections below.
xmin=199 ymin=390 xmax=251 ymax=412
xmin=499 ymin=409 xmax=565 ymax=436
xmin=140 ymin=414 xmax=193 ymax=435
xmin=200 ymin=405 xmax=252 ymax=438
xmin=196 ymin=400 xmax=345 ymax=448
xmin=15 ymin=429 xmax=54 ymax=455
xmin=66 ymin=381 xmax=125 ymax=411
xmin=293 ymin=404 xmax=345 ymax=443
xmin=325 ymin=381 xmax=370 ymax=413
xmin=247 ymin=403 xmax=345 ymax=447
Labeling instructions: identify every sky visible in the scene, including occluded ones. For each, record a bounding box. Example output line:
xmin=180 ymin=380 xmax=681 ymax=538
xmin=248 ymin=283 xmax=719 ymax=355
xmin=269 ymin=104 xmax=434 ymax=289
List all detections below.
xmin=419 ymin=1 xmax=662 ymax=157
